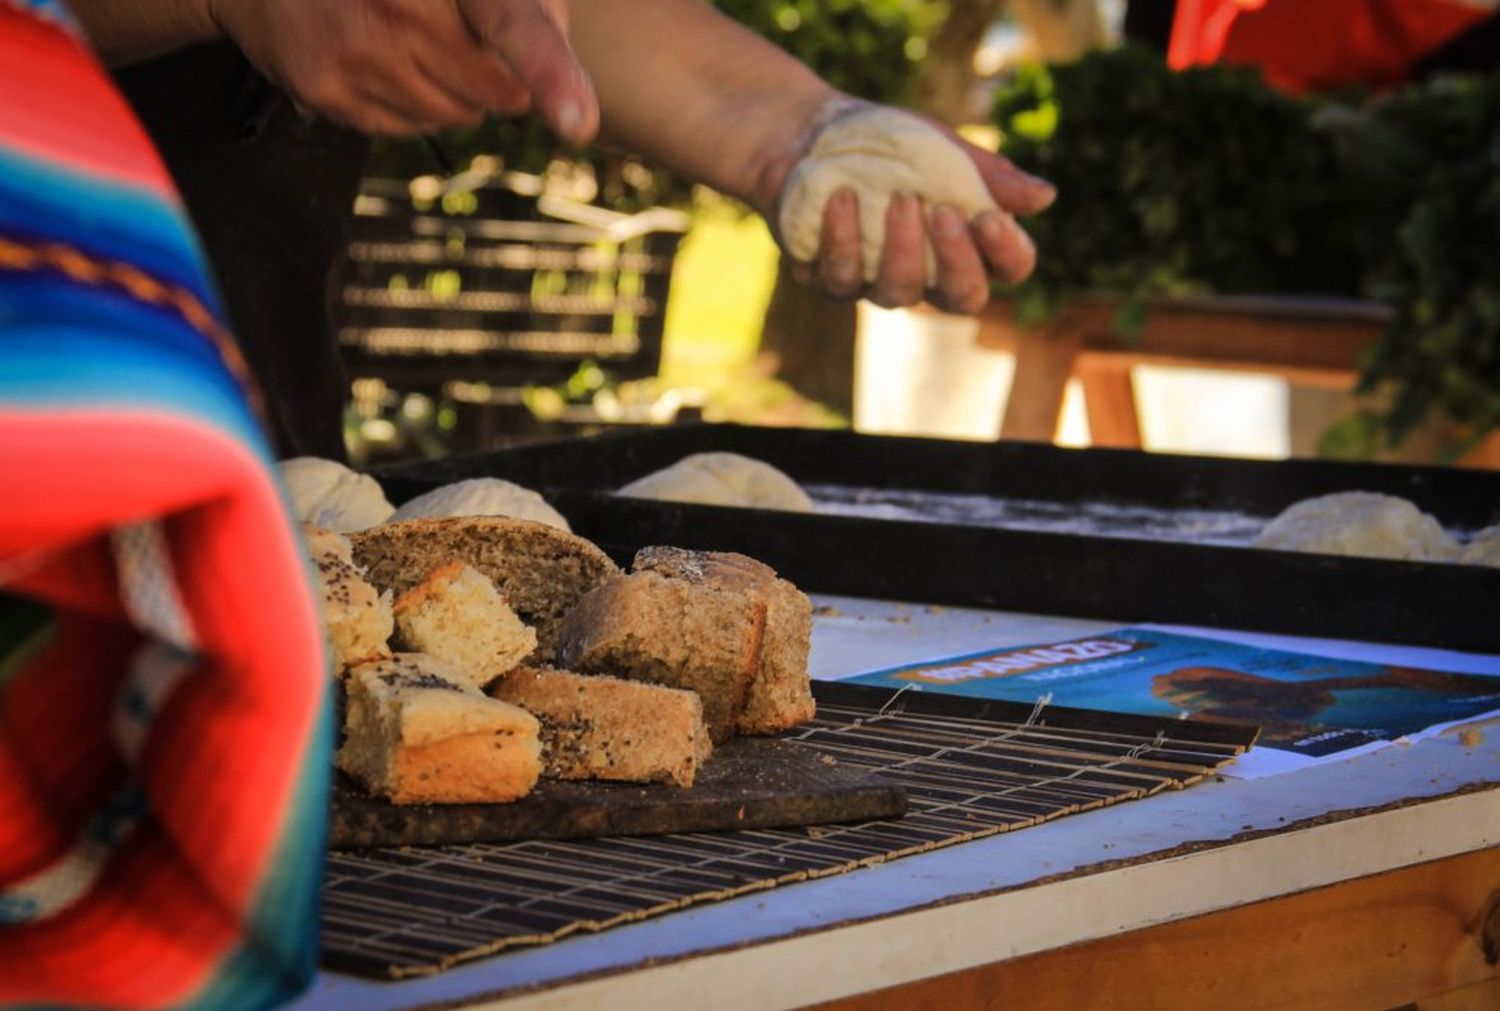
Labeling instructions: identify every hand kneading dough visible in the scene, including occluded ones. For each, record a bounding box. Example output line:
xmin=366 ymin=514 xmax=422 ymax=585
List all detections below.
xmin=617 ymin=452 xmax=814 ymax=513
xmin=1458 ymin=524 xmax=1500 ymax=567
xmin=389 ymin=478 xmax=570 ymax=531
xmin=280 ymin=457 xmax=394 ymax=532
xmin=778 ymin=106 xmax=1002 ymax=285
xmin=1254 ymin=491 xmax=1458 ymax=562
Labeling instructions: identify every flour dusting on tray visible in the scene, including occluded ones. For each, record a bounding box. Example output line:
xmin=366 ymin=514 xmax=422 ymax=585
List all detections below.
xmin=804 ymin=485 xmax=1266 ymax=546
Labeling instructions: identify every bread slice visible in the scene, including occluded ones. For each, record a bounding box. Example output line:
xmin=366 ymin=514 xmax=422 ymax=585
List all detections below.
xmin=350 ymin=517 xmax=619 ymax=659
xmin=557 ymin=568 xmax=765 ymax=744
xmin=304 ymin=524 xmax=394 ymax=676
xmin=492 ymin=666 xmax=712 ymax=787
xmin=336 ymin=654 xmax=541 ymax=805
xmin=392 ymin=560 xmax=537 ymax=690
xmin=633 ymin=547 xmax=815 ymax=735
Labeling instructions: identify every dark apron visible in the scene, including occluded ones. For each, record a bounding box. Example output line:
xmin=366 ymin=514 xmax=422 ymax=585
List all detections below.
xmin=114 ymin=43 xmax=370 ymax=461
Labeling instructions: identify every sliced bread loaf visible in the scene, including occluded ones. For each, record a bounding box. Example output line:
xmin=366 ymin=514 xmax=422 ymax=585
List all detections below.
xmin=492 ymin=666 xmax=712 ymax=787
xmin=336 ymin=653 xmax=541 ymax=805
xmin=393 ymin=560 xmax=537 ymax=690
xmin=304 ymin=524 xmax=393 ymax=676
xmin=350 ymin=516 xmax=619 ymax=659
xmin=557 ymin=568 xmax=765 ymax=744
xmin=633 ymin=547 xmax=814 ymax=735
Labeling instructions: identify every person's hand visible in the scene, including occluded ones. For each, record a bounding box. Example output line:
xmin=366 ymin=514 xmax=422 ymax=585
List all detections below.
xmin=786 ymin=123 xmax=1054 ymax=316
xmin=209 ymin=0 xmax=599 ymax=143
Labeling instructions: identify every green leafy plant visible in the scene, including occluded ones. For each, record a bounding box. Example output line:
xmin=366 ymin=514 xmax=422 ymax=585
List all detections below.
xmin=992 ymin=46 xmax=1366 ymax=330
xmin=1334 ymin=74 xmax=1500 ymax=449
xmin=994 ymin=47 xmax=1500 ymax=451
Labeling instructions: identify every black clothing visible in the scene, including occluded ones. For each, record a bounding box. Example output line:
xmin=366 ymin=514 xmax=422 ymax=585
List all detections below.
xmin=114 ymin=43 xmax=369 ymax=460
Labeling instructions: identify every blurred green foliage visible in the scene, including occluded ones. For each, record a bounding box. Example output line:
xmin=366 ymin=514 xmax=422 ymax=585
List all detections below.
xmin=992 ymin=46 xmax=1367 ymax=328
xmin=1334 ymin=74 xmax=1500 ymax=452
xmin=994 ymin=46 xmax=1500 ymax=450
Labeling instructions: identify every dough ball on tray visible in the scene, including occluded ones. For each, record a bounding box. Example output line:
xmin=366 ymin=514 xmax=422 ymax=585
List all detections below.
xmin=389 ymin=477 xmax=570 ymax=531
xmin=1254 ymin=491 xmax=1458 ymax=562
xmin=280 ymin=456 xmax=394 ymax=532
xmin=1458 ymin=524 xmax=1500 ymax=567
xmin=616 ymin=452 xmax=815 ymax=513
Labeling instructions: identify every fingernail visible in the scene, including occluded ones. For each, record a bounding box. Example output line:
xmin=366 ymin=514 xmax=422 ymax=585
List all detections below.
xmin=977 ymin=212 xmax=1006 ymax=240
xmin=931 ymin=205 xmax=963 ymax=238
xmin=1010 ymin=216 xmax=1037 ymax=256
xmin=555 ymin=99 xmax=583 ymax=140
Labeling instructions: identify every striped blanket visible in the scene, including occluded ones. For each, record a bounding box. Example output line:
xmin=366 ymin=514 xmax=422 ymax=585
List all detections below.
xmin=0 ymin=2 xmax=331 ymax=1007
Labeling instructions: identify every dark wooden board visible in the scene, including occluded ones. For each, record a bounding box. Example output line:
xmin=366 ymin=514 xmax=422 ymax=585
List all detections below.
xmin=329 ymin=735 xmax=907 ymax=850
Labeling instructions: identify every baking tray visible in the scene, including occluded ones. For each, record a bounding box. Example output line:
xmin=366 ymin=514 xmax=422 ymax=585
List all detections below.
xmin=374 ymin=425 xmax=1500 ymax=652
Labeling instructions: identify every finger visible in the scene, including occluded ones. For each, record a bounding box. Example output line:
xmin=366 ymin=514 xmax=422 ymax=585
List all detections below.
xmin=458 ymin=0 xmax=599 ymax=145
xmin=926 ymin=204 xmax=991 ymax=315
xmin=329 ymin=88 xmax=435 ymax=137
xmin=973 ymin=210 xmax=1038 ymax=285
xmin=409 ymin=12 xmax=536 ymax=117
xmin=345 ymin=41 xmax=488 ymax=130
xmin=967 ymin=144 xmax=1056 ymax=216
xmin=868 ymin=193 xmax=927 ymax=309
xmin=815 ymin=187 xmax=864 ymax=299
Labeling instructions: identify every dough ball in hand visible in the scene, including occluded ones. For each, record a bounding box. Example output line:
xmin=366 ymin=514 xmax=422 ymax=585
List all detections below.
xmin=617 ymin=452 xmax=814 ymax=513
xmin=1254 ymin=491 xmax=1459 ymax=562
xmin=390 ymin=477 xmax=570 ymax=531
xmin=279 ymin=457 xmax=395 ymax=532
xmin=778 ymin=106 xmax=1003 ymax=286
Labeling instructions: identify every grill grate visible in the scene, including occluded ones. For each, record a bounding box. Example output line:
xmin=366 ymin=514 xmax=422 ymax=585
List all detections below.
xmin=320 ymin=683 xmax=1253 ymax=978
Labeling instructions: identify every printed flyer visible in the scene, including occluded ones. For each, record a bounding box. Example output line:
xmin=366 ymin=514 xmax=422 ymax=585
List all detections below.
xmin=845 ymin=627 xmax=1500 ymax=774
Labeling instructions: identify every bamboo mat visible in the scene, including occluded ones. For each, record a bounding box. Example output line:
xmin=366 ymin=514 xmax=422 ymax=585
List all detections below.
xmin=320 ymin=682 xmax=1255 ymax=978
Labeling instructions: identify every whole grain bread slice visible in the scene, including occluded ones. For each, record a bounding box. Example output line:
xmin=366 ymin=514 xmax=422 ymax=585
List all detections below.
xmin=350 ymin=517 xmax=618 ymax=659
xmin=556 ymin=568 xmax=765 ymax=743
xmin=492 ymin=666 xmax=711 ymax=787
xmin=633 ymin=547 xmax=814 ymax=735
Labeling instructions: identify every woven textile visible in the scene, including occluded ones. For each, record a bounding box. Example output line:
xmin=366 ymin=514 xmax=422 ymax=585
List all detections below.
xmin=0 ymin=4 xmax=330 ymax=1008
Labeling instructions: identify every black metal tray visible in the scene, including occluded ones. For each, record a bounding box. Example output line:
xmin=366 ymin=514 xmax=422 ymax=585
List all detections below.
xmin=374 ymin=425 xmax=1500 ymax=652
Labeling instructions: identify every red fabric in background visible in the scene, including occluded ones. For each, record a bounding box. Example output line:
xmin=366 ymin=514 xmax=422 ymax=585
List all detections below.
xmin=1169 ymin=0 xmax=1492 ymax=92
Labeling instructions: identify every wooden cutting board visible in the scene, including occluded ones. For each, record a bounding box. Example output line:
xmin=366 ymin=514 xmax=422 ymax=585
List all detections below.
xmin=329 ymin=736 xmax=906 ymax=849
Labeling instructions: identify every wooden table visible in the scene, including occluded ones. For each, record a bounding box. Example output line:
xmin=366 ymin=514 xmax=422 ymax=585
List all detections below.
xmin=288 ymin=599 xmax=1500 ymax=1011
xmin=960 ymin=294 xmax=1500 ymax=468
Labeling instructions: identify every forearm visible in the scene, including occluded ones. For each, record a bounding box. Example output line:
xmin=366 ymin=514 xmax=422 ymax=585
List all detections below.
xmin=68 ymin=0 xmax=219 ymax=67
xmin=568 ymin=0 xmax=842 ymax=213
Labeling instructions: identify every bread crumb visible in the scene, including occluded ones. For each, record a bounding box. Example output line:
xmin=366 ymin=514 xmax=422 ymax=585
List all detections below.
xmin=812 ymin=605 xmax=843 ymax=618
xmin=818 ymin=753 xmax=837 ymax=766
xmin=1458 ymin=727 xmax=1484 ymax=748
xmin=924 ymin=605 xmax=946 ymax=615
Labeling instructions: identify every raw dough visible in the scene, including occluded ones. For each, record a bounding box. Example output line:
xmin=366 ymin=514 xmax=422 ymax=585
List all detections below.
xmin=389 ymin=477 xmax=570 ymax=531
xmin=1254 ymin=491 xmax=1458 ymax=562
xmin=279 ymin=457 xmax=394 ymax=532
xmin=778 ymin=105 xmax=1002 ymax=285
xmin=616 ymin=452 xmax=815 ymax=513
xmin=1458 ymin=524 xmax=1500 ymax=567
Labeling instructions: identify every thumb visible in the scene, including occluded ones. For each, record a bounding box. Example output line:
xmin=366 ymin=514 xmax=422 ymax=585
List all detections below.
xmin=458 ymin=0 xmax=599 ymax=146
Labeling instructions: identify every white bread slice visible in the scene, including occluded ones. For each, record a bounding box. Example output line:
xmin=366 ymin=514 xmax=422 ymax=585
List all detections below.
xmin=393 ymin=560 xmax=537 ymax=690
xmin=337 ymin=654 xmax=540 ymax=804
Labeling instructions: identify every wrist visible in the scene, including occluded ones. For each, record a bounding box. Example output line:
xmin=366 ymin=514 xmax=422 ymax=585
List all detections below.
xmin=747 ymin=90 xmax=861 ymax=220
